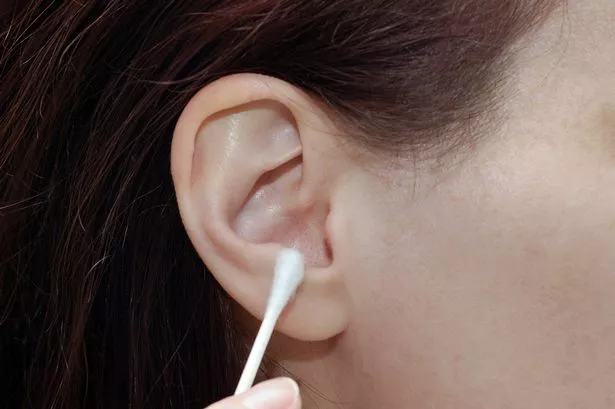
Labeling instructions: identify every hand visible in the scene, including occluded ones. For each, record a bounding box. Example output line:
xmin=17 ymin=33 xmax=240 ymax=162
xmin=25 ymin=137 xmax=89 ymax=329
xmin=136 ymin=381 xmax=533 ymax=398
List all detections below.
xmin=205 ymin=378 xmax=301 ymax=409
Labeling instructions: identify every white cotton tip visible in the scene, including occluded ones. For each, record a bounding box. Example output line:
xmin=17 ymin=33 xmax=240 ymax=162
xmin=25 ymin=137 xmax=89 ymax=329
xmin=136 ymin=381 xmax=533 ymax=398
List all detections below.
xmin=268 ymin=248 xmax=305 ymax=315
xmin=234 ymin=248 xmax=305 ymax=395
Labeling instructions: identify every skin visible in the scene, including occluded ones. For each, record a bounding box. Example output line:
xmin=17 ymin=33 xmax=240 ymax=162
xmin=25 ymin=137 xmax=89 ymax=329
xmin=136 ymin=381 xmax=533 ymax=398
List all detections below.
xmin=189 ymin=0 xmax=615 ymax=408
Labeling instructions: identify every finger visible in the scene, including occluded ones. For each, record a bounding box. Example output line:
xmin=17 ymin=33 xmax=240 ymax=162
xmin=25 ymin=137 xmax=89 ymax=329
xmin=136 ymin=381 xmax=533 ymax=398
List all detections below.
xmin=205 ymin=378 xmax=301 ymax=409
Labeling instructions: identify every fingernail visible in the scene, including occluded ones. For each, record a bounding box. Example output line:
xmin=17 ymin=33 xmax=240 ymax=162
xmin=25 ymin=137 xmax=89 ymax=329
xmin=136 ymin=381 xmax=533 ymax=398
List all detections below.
xmin=241 ymin=378 xmax=299 ymax=409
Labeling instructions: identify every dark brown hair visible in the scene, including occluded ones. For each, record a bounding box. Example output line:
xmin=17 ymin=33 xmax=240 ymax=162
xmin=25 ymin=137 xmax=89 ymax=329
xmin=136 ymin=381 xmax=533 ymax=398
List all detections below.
xmin=1 ymin=1 xmax=556 ymax=408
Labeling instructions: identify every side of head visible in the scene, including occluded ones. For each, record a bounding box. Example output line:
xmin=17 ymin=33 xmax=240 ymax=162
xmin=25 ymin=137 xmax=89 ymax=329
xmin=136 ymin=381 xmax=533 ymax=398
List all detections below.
xmin=4 ymin=1 xmax=615 ymax=409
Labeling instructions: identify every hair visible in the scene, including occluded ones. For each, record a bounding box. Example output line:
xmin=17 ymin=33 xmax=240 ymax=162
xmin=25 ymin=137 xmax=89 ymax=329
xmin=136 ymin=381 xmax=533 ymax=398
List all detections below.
xmin=0 ymin=1 xmax=557 ymax=408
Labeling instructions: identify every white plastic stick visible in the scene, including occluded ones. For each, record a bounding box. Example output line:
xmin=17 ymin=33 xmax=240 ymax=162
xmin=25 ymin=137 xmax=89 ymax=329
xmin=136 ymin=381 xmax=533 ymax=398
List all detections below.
xmin=234 ymin=248 xmax=305 ymax=395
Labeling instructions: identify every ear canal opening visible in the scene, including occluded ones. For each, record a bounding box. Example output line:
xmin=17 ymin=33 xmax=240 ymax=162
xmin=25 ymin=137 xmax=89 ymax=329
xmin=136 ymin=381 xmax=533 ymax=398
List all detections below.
xmin=324 ymin=234 xmax=333 ymax=263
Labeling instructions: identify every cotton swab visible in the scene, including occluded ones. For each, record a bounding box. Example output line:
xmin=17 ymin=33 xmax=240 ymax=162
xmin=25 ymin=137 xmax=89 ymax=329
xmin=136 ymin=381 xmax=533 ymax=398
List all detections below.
xmin=234 ymin=248 xmax=305 ymax=395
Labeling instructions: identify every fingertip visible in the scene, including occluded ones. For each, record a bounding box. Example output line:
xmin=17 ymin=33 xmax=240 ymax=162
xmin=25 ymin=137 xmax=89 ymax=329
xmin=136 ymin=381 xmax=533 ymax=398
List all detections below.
xmin=241 ymin=378 xmax=299 ymax=409
xmin=204 ymin=378 xmax=300 ymax=409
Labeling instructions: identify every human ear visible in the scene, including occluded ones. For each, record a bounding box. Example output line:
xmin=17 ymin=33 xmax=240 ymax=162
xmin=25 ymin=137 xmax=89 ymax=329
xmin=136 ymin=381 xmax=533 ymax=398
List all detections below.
xmin=171 ymin=74 xmax=349 ymax=341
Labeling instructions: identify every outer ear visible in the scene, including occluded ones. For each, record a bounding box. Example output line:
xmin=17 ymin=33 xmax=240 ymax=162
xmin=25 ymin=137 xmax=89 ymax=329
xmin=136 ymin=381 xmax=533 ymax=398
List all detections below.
xmin=171 ymin=74 xmax=349 ymax=341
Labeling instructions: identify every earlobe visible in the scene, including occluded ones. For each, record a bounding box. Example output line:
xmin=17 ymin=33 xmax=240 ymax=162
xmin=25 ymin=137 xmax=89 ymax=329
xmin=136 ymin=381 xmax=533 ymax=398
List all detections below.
xmin=171 ymin=74 xmax=349 ymax=341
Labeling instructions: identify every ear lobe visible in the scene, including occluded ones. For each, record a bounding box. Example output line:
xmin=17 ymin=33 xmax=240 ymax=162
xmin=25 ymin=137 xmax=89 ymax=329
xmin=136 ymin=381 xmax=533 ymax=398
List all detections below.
xmin=171 ymin=74 xmax=349 ymax=341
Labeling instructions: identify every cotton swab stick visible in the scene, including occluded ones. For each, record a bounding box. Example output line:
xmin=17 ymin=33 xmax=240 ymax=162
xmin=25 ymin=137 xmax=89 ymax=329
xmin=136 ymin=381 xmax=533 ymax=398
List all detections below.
xmin=234 ymin=248 xmax=305 ymax=395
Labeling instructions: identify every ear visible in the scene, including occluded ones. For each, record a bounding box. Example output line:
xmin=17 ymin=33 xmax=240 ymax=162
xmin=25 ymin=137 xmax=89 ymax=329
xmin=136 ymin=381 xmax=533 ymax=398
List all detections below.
xmin=171 ymin=74 xmax=349 ymax=341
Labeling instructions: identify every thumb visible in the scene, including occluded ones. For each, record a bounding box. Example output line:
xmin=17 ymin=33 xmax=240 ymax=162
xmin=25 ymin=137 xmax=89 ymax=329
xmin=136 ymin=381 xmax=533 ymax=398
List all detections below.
xmin=205 ymin=378 xmax=301 ymax=409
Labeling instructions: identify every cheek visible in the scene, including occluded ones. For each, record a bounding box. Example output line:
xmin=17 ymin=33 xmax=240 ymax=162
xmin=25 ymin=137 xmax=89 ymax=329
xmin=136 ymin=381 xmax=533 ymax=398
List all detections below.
xmin=334 ymin=145 xmax=615 ymax=408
